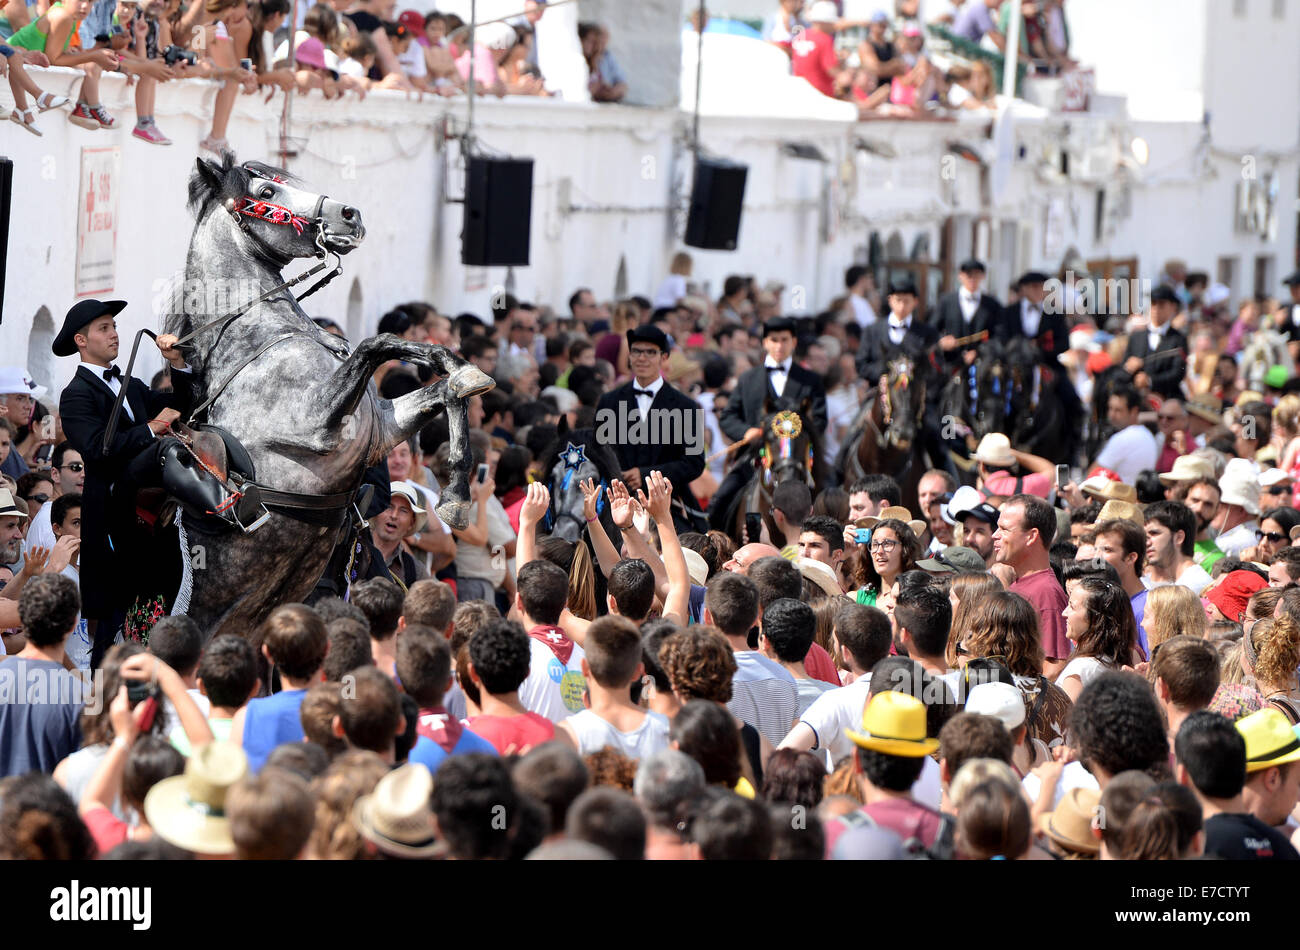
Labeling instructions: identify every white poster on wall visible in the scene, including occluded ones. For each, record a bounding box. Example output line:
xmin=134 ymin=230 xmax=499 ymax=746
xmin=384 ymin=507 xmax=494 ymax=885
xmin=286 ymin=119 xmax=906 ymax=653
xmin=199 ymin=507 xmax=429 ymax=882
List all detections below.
xmin=75 ymin=146 xmax=121 ymax=298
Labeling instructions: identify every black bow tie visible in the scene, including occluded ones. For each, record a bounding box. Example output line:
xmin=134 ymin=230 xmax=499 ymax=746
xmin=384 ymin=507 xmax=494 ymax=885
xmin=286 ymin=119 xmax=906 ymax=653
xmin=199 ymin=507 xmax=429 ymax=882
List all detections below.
xmin=633 ymin=388 xmax=655 ymax=398
xmin=102 ymin=366 xmax=122 ymax=382
xmin=766 ymin=364 xmax=789 ymax=374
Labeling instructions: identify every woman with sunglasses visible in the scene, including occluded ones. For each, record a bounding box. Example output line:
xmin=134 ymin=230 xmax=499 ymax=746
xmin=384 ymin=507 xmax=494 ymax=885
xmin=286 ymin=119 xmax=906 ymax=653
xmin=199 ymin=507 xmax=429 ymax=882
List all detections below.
xmin=14 ymin=471 xmax=53 ymax=523
xmin=1241 ymin=506 xmax=1300 ymax=564
xmin=1058 ymin=576 xmax=1139 ymax=702
xmin=956 ymin=590 xmax=1073 ymax=762
xmin=850 ymin=518 xmax=919 ymax=609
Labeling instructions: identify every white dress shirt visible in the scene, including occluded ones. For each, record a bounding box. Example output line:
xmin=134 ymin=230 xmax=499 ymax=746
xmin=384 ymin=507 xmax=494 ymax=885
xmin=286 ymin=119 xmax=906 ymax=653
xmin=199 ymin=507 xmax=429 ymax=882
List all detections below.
xmin=1147 ymin=322 xmax=1168 ymax=353
xmin=631 ymin=374 xmax=664 ymax=417
xmin=1020 ymin=299 xmax=1041 ymax=337
xmin=959 ymin=288 xmax=980 ymax=323
xmin=887 ymin=317 xmax=912 ymax=346
xmin=765 ymin=357 xmax=792 ymax=397
xmin=78 ymin=361 xmax=191 ymax=428
xmin=1291 ymin=304 xmax=1300 ymax=328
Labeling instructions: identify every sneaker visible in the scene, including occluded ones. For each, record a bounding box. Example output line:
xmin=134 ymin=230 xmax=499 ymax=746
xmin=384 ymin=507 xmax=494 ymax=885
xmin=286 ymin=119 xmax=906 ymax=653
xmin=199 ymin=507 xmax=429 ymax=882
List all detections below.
xmin=132 ymin=123 xmax=172 ymax=145
xmin=68 ymin=103 xmax=99 ymax=130
xmin=199 ymin=135 xmax=230 ymax=156
xmin=88 ymin=104 xmax=115 ymax=129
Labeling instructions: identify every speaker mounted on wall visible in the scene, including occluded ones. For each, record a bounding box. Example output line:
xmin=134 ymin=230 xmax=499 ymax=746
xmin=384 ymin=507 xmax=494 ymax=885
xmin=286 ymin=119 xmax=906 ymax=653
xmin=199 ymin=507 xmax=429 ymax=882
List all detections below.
xmin=461 ymin=156 xmax=534 ymax=267
xmin=684 ymin=157 xmax=747 ymax=251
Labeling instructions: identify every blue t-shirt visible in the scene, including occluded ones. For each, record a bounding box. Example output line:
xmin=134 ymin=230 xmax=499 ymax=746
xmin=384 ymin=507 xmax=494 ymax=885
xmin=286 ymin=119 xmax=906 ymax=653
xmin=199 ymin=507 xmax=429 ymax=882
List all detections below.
xmin=0 ymin=658 xmax=84 ymax=777
xmin=1131 ymin=589 xmax=1149 ymax=657
xmin=408 ymin=729 xmax=498 ymax=776
xmin=241 ymin=688 xmax=307 ymax=773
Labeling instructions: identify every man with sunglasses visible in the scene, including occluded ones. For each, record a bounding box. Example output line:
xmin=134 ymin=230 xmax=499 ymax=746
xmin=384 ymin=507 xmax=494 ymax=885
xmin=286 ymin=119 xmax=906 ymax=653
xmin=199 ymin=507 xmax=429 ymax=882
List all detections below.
xmin=22 ymin=442 xmax=86 ymax=554
xmin=594 ymin=325 xmax=706 ymax=533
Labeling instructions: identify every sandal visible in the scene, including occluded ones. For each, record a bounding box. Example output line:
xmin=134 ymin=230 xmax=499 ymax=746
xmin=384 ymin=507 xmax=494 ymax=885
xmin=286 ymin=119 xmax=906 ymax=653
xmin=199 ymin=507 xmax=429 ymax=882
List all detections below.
xmin=10 ymin=107 xmax=42 ymax=136
xmin=35 ymin=91 xmax=70 ymax=112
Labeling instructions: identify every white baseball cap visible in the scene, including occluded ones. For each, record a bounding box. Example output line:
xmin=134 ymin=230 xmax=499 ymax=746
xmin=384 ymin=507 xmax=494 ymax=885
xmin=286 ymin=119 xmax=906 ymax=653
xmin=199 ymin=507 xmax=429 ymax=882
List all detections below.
xmin=807 ymin=1 xmax=839 ymax=23
xmin=964 ymin=681 xmax=1026 ymax=731
xmin=0 ymin=367 xmax=48 ymax=400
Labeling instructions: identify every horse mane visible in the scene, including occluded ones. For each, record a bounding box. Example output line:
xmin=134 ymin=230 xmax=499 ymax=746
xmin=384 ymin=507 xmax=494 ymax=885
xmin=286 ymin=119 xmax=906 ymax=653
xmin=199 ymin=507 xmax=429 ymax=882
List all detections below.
xmin=187 ymin=154 xmax=300 ymax=219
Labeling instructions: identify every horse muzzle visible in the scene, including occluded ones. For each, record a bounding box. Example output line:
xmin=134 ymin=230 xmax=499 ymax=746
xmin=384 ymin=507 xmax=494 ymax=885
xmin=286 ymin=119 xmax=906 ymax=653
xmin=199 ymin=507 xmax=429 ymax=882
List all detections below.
xmin=319 ymin=200 xmax=365 ymax=253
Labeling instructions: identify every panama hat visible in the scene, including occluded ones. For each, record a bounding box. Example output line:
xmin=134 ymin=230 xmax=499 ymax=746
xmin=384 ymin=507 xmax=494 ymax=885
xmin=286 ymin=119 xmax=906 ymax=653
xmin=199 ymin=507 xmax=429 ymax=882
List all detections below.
xmin=1219 ymin=457 xmax=1261 ymax=516
xmin=682 ymin=548 xmax=710 ymax=587
xmin=1185 ymin=393 xmax=1223 ymax=425
xmin=389 ymin=482 xmax=428 ymax=534
xmin=860 ymin=505 xmax=927 ymax=539
xmin=1158 ymin=454 xmax=1216 ymax=486
xmin=1236 ymin=708 xmax=1300 ymax=773
xmin=1094 ymin=499 xmax=1143 ymax=526
xmin=144 ymin=741 xmax=247 ymax=855
xmin=1080 ymin=475 xmax=1136 ymax=503
xmin=974 ymin=433 xmax=1016 ymax=468
xmin=847 ymin=691 xmax=939 ymax=757
xmin=807 ymin=1 xmax=840 ymax=23
xmin=1041 ymin=788 xmax=1102 ymax=855
xmin=352 ymin=763 xmax=442 ymax=858
xmin=797 ymin=556 xmax=843 ymax=599
xmin=0 ymin=489 xmax=28 ymax=521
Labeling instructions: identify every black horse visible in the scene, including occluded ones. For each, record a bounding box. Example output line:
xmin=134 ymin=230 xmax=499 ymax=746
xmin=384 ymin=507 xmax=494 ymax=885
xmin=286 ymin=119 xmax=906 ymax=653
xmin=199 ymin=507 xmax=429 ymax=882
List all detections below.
xmin=837 ymin=356 xmax=928 ymax=514
xmin=963 ymin=338 xmax=1077 ymax=465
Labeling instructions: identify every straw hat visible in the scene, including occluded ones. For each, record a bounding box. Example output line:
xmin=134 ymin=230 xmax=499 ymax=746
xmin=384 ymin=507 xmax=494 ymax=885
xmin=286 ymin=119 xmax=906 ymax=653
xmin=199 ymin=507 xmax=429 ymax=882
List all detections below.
xmin=352 ymin=763 xmax=442 ymax=858
xmin=797 ymin=556 xmax=843 ymax=599
xmin=1080 ymin=476 xmax=1136 ymax=503
xmin=974 ymin=433 xmax=1016 ymax=468
xmin=1185 ymin=393 xmax=1223 ymax=425
xmin=1094 ymin=499 xmax=1144 ymax=526
xmin=846 ymin=691 xmax=939 ymax=757
xmin=0 ymin=489 xmax=28 ymax=521
xmin=389 ymin=482 xmax=429 ymax=534
xmin=1158 ymin=454 xmax=1216 ymax=486
xmin=1042 ymin=788 xmax=1101 ymax=855
xmin=1236 ymin=708 xmax=1300 ymax=773
xmin=1219 ymin=457 xmax=1261 ymax=516
xmin=860 ymin=505 xmax=927 ymax=539
xmin=144 ymin=741 xmax=248 ymax=855
xmin=682 ymin=548 xmax=710 ymax=587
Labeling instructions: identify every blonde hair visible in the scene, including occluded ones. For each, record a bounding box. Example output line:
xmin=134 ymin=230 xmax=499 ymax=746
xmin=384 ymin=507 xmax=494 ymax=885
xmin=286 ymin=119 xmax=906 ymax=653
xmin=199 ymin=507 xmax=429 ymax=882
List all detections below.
xmin=946 ymin=573 xmax=1005 ymax=667
xmin=307 ymin=750 xmax=390 ymax=860
xmin=1253 ymin=612 xmax=1300 ymax=688
xmin=1220 ymin=642 xmax=1247 ymax=686
xmin=670 ymin=251 xmax=693 ymax=277
xmin=611 ymin=298 xmax=637 ymax=336
xmin=949 ymin=758 xmax=1021 ymax=810
xmin=1275 ymin=394 xmax=1300 ymax=439
xmin=1144 ymin=585 xmax=1207 ymax=654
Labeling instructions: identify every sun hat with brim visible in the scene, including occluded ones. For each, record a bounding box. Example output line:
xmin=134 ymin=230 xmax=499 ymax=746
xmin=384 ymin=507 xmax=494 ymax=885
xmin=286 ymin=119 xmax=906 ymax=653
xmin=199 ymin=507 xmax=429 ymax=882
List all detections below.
xmin=1081 ymin=475 xmax=1135 ymax=503
xmin=1207 ymin=570 xmax=1268 ymax=623
xmin=1219 ymin=457 xmax=1261 ymax=516
xmin=965 ymin=681 xmax=1025 ymax=730
xmin=860 ymin=505 xmax=926 ymax=539
xmin=807 ymin=1 xmax=840 ymax=23
xmin=1158 ymin=454 xmax=1216 ymax=486
xmin=144 ymin=741 xmax=247 ymax=855
xmin=52 ymin=299 xmax=128 ymax=358
xmin=974 ymin=433 xmax=1015 ymax=468
xmin=1042 ymin=788 xmax=1101 ymax=855
xmin=0 ymin=366 xmax=48 ymax=401
xmin=797 ymin=556 xmax=843 ymax=599
xmin=1236 ymin=708 xmax=1300 ymax=773
xmin=1185 ymin=394 xmax=1223 ymax=425
xmin=389 ymin=482 xmax=428 ymax=535
xmin=683 ymin=548 xmax=709 ymax=587
xmin=847 ymin=691 xmax=939 ymax=757
xmin=1094 ymin=499 xmax=1143 ymax=526
xmin=0 ymin=489 xmax=28 ymax=521
xmin=352 ymin=763 xmax=443 ymax=858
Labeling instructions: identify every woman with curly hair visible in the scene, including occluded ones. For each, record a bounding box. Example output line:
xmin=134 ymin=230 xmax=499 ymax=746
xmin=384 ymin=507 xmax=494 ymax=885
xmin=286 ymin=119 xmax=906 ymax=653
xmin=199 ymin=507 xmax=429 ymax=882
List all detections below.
xmin=850 ymin=518 xmax=920 ymax=609
xmin=1059 ymin=576 xmax=1139 ymax=702
xmin=1240 ymin=611 xmax=1300 ymax=723
xmin=1274 ymin=394 xmax=1300 ymax=507
xmin=307 ymin=750 xmax=390 ymax=859
xmin=957 ymin=591 xmax=1072 ymax=759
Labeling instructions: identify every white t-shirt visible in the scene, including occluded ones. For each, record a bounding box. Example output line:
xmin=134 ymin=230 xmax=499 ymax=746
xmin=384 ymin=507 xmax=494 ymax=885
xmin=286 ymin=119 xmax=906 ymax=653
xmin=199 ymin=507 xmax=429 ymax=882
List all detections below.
xmin=1215 ymin=521 xmax=1258 ymax=559
xmin=519 ymin=636 xmax=587 ymax=724
xmin=398 ymin=42 xmax=427 ymax=79
xmin=1057 ymin=655 xmax=1111 ymax=691
xmin=850 ymin=294 xmax=877 ymax=328
xmin=795 ymin=675 xmax=872 ymax=763
xmin=563 ymin=708 xmax=671 ymax=759
xmin=1022 ymin=760 xmax=1100 ymax=812
xmin=652 ymin=274 xmax=688 ymax=309
xmin=1094 ymin=424 xmax=1158 ymax=483
xmin=338 ymin=57 xmax=367 ymax=78
xmin=1146 ymin=563 xmax=1213 ymax=596
xmin=26 ymin=501 xmax=56 ymax=551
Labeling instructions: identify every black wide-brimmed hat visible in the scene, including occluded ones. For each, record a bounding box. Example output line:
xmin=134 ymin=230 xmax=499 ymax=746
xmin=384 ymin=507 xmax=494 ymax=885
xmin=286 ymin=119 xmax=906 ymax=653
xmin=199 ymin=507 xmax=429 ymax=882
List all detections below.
xmin=53 ymin=299 xmax=127 ymax=357
xmin=627 ymin=324 xmax=671 ymax=353
xmin=762 ymin=316 xmax=797 ymax=338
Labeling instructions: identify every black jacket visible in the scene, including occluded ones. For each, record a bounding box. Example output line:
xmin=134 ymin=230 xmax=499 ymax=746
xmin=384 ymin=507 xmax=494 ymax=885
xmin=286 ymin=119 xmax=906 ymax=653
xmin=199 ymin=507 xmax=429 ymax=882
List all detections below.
xmin=930 ymin=290 xmax=1001 ymax=367
xmin=59 ymin=364 xmax=193 ymax=617
xmin=595 ymin=378 xmax=706 ymax=525
xmin=1122 ymin=326 xmax=1188 ymax=399
xmin=995 ymin=300 xmax=1068 ymax=364
xmin=719 ymin=362 xmax=828 ymax=444
xmin=855 ymin=318 xmax=941 ymax=386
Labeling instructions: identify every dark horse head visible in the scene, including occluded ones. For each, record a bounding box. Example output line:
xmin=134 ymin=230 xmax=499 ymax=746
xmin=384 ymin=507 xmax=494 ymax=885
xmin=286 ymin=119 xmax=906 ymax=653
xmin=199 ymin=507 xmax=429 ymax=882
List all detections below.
xmin=760 ymin=396 xmax=822 ymax=488
xmin=879 ymin=355 xmax=925 ymax=452
xmin=541 ymin=428 xmax=623 ymax=544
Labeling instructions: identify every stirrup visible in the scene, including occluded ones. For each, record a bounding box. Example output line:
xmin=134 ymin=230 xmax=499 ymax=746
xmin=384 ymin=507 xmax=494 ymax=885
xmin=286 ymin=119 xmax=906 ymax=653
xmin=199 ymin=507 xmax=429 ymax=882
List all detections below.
xmin=232 ymin=482 xmax=270 ymax=534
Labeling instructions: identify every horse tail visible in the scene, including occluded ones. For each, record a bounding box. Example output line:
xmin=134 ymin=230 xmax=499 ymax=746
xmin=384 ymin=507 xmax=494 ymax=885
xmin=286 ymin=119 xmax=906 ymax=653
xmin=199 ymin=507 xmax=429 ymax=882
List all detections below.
xmin=568 ymin=539 xmax=598 ymax=621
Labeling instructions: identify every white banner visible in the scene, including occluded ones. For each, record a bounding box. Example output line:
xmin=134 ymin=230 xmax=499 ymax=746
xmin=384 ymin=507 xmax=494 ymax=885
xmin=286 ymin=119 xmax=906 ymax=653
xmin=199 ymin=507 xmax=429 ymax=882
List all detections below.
xmin=75 ymin=146 xmax=121 ymax=298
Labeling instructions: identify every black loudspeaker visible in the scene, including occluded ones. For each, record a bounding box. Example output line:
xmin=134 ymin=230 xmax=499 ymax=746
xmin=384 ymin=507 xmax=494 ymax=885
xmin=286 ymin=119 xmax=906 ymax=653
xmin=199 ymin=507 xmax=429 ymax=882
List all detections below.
xmin=0 ymin=158 xmax=11 ymax=324
xmin=461 ymin=156 xmax=533 ymax=266
xmin=685 ymin=157 xmax=747 ymax=251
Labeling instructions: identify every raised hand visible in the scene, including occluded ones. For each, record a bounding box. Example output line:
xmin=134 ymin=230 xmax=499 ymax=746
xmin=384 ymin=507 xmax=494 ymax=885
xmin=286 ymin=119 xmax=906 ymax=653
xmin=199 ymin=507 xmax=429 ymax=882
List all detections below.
xmin=579 ymin=477 xmax=603 ymax=523
xmin=608 ymin=479 xmax=634 ymax=529
xmin=637 ymin=470 xmax=674 ymax=526
xmin=46 ymin=535 xmax=80 ymax=575
xmin=519 ymin=480 xmax=550 ymax=526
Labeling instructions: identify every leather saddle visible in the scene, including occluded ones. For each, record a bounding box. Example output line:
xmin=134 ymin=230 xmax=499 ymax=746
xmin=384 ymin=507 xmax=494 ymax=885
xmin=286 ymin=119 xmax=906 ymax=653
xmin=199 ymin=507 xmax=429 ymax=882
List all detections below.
xmin=160 ymin=424 xmax=269 ymax=533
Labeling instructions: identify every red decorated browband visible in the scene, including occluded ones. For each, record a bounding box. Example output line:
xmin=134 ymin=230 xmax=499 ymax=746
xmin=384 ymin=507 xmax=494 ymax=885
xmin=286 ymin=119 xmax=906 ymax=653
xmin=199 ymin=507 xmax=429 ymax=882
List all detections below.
xmin=231 ymin=196 xmax=309 ymax=235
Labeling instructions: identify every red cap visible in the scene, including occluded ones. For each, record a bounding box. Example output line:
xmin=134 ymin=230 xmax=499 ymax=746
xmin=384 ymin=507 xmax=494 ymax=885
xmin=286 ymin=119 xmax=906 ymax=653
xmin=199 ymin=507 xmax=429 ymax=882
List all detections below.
xmin=398 ymin=10 xmax=425 ymax=34
xmin=1207 ymin=570 xmax=1268 ymax=623
xmin=1085 ymin=351 xmax=1113 ymax=375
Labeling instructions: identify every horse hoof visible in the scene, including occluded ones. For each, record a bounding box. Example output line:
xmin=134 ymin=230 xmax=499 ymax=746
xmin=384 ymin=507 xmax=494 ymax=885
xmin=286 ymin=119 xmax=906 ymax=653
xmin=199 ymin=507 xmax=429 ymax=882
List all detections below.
xmin=435 ymin=497 xmax=472 ymax=531
xmin=448 ymin=366 xmax=495 ymax=400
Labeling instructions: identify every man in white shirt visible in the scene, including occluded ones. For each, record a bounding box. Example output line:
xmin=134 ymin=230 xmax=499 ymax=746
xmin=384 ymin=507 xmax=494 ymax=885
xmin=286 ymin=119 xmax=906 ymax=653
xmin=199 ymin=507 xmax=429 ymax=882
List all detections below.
xmin=24 ymin=441 xmax=85 ymax=552
xmin=845 ymin=264 xmax=878 ymax=328
xmin=1092 ymin=385 xmax=1157 ymax=484
xmin=1144 ymin=501 xmax=1212 ymax=596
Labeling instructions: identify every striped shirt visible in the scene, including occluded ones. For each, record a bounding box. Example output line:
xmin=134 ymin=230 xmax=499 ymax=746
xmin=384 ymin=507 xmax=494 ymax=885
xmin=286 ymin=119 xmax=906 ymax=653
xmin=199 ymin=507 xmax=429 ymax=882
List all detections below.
xmin=727 ymin=651 xmax=799 ymax=749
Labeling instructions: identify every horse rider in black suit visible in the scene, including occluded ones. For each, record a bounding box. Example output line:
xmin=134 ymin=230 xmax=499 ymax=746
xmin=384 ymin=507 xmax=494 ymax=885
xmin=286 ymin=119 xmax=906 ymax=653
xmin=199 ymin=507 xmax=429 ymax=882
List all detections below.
xmin=711 ymin=316 xmax=828 ymax=531
xmin=53 ymin=298 xmax=198 ymax=667
xmin=1280 ymin=271 xmax=1300 ymax=360
xmin=595 ymin=324 xmax=707 ymax=533
xmin=995 ymin=270 xmax=1084 ymax=460
xmin=1121 ymin=284 xmax=1188 ymax=400
xmin=856 ymin=278 xmax=953 ymax=477
xmin=932 ymin=258 xmax=1002 ymax=372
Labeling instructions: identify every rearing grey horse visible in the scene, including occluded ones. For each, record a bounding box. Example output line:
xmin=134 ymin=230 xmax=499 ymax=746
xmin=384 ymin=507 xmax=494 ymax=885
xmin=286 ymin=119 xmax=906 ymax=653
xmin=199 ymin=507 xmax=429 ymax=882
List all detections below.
xmin=166 ymin=155 xmax=493 ymax=641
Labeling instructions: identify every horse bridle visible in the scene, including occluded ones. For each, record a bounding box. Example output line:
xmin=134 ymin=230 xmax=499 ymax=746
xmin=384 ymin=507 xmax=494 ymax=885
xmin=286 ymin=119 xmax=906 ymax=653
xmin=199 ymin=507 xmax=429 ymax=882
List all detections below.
xmin=103 ymin=169 xmax=347 ymax=451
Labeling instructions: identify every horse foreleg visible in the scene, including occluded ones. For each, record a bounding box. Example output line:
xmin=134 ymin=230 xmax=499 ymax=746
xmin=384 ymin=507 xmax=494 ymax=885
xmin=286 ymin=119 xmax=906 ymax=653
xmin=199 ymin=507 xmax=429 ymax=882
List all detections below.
xmin=386 ymin=380 xmax=476 ymax=530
